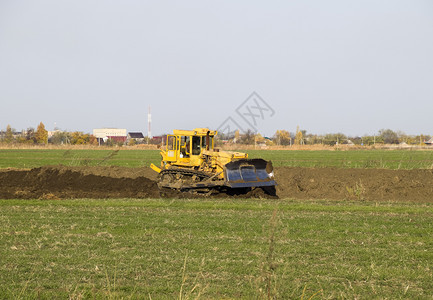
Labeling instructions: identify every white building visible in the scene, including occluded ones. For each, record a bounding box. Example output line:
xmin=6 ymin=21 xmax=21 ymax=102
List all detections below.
xmin=93 ymin=128 xmax=127 ymax=141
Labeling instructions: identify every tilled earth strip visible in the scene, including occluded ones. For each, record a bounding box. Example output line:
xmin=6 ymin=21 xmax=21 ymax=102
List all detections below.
xmin=0 ymin=165 xmax=432 ymax=201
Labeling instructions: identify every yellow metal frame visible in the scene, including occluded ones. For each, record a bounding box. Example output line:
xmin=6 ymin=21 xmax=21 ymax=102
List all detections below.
xmin=156 ymin=128 xmax=248 ymax=179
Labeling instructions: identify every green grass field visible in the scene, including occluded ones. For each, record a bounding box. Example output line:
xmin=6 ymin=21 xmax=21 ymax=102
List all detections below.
xmin=1 ymin=149 xmax=433 ymax=298
xmin=1 ymin=198 xmax=433 ymax=299
xmin=0 ymin=148 xmax=432 ymax=169
xmin=0 ymin=149 xmax=161 ymax=169
xmin=248 ymin=149 xmax=433 ymax=169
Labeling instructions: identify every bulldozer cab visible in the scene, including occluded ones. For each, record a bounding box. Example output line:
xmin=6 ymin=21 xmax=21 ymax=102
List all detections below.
xmin=161 ymin=128 xmax=215 ymax=166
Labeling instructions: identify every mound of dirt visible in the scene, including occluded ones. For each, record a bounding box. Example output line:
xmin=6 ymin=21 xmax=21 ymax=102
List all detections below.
xmin=0 ymin=166 xmax=159 ymax=199
xmin=62 ymin=165 xmax=158 ymax=180
xmin=1 ymin=165 xmax=432 ymax=201
xmin=274 ymin=167 xmax=433 ymax=202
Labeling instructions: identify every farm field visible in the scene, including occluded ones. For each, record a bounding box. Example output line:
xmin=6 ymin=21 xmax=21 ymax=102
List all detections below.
xmin=1 ymin=148 xmax=433 ymax=298
xmin=0 ymin=148 xmax=433 ymax=169
xmin=0 ymin=149 xmax=162 ymax=169
xmin=1 ymin=198 xmax=433 ymax=299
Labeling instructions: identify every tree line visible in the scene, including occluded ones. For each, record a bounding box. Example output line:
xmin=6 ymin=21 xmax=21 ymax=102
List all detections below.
xmin=218 ymin=128 xmax=432 ymax=146
xmin=1 ymin=123 xmax=431 ymax=147
xmin=0 ymin=123 xmax=97 ymax=145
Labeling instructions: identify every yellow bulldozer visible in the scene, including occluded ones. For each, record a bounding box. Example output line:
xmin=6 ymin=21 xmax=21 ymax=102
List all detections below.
xmin=150 ymin=128 xmax=276 ymax=195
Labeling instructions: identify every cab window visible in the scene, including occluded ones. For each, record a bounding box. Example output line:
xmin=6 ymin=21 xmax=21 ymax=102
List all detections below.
xmin=180 ymin=136 xmax=190 ymax=157
xmin=192 ymin=136 xmax=201 ymax=155
xmin=166 ymin=135 xmax=176 ymax=150
xmin=201 ymin=135 xmax=214 ymax=150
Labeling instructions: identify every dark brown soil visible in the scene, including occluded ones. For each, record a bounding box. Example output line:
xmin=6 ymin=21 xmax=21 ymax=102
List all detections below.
xmin=274 ymin=167 xmax=433 ymax=202
xmin=0 ymin=165 xmax=432 ymax=201
xmin=0 ymin=166 xmax=159 ymax=199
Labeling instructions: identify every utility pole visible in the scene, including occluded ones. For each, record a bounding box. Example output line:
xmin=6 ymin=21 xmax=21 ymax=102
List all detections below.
xmin=147 ymin=106 xmax=152 ymax=145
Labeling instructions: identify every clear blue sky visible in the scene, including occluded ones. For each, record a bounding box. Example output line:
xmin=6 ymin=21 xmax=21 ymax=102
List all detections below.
xmin=1 ymin=0 xmax=432 ymax=137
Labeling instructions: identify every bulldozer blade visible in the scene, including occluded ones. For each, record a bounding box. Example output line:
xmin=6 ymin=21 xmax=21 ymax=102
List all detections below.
xmin=150 ymin=163 xmax=161 ymax=173
xmin=224 ymin=159 xmax=276 ymax=188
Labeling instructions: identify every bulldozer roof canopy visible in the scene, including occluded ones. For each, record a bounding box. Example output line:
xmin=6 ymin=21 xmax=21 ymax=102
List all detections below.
xmin=172 ymin=128 xmax=217 ymax=136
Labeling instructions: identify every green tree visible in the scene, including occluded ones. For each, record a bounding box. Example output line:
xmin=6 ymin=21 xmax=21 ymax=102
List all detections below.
xmin=35 ymin=122 xmax=48 ymax=144
xmin=50 ymin=131 xmax=71 ymax=145
xmin=4 ymin=125 xmax=14 ymax=143
xmin=362 ymin=135 xmax=384 ymax=145
xmin=307 ymin=134 xmax=322 ymax=145
xmin=323 ymin=133 xmax=347 ymax=146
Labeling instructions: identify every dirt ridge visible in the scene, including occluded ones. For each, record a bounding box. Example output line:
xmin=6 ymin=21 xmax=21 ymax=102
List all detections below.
xmin=0 ymin=165 xmax=432 ymax=201
xmin=0 ymin=166 xmax=159 ymax=199
xmin=274 ymin=167 xmax=433 ymax=201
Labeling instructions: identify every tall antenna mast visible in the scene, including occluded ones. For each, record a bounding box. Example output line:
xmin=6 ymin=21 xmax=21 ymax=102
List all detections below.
xmin=147 ymin=106 xmax=152 ymax=144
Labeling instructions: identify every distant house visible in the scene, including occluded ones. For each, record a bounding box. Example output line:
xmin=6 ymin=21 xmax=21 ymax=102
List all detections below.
xmin=93 ymin=128 xmax=127 ymax=144
xmin=127 ymin=132 xmax=145 ymax=143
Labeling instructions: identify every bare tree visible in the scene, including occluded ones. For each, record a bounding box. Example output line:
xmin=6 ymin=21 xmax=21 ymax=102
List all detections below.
xmin=239 ymin=129 xmax=255 ymax=145
xmin=379 ymin=129 xmax=399 ymax=144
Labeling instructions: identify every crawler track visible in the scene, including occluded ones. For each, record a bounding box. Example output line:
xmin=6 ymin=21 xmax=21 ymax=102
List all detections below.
xmin=157 ymin=167 xmax=277 ymax=197
xmin=158 ymin=168 xmax=221 ymax=195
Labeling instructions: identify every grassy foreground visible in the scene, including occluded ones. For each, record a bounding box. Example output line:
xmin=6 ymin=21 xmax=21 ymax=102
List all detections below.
xmin=1 ymin=198 xmax=433 ymax=299
xmin=0 ymin=148 xmax=433 ymax=169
